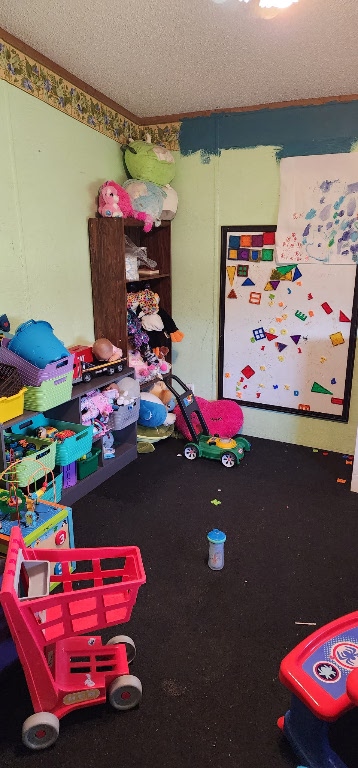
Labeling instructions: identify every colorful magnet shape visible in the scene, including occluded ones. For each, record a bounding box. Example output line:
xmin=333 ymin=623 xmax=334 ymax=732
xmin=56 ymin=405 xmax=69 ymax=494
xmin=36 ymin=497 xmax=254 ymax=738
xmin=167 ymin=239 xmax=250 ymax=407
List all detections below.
xmin=321 ymin=302 xmax=333 ymax=314
xmin=250 ymin=250 xmax=261 ymax=262
xmin=253 ymin=327 xmax=266 ymax=341
xmin=263 ymin=231 xmax=275 ymax=245
xmin=241 ymin=365 xmax=255 ymax=379
xmin=295 ymin=310 xmax=307 ymax=321
xmin=249 ymin=291 xmax=261 ymax=305
xmin=238 ymin=248 xmax=250 ymax=261
xmin=242 ymin=277 xmax=255 ymax=287
xmin=226 ymin=265 xmax=236 ymax=286
xmin=262 ymin=249 xmax=274 ymax=261
xmin=252 ymin=234 xmax=263 ymax=247
xmin=241 ymin=235 xmax=252 ymax=247
xmin=227 ymin=289 xmax=237 ymax=299
xmin=237 ymin=264 xmax=249 ymax=277
xmin=330 ymin=332 xmax=345 ymax=346
xmin=311 ymin=382 xmax=333 ymax=395
xmin=228 ymin=249 xmax=238 ymax=260
xmin=339 ymin=311 xmax=351 ymax=322
xmin=229 ymin=235 xmax=240 ymax=249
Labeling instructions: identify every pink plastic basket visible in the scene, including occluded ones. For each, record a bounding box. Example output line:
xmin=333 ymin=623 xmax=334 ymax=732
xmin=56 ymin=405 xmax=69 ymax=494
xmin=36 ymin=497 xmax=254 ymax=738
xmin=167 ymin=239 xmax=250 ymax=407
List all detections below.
xmin=0 ymin=338 xmax=74 ymax=387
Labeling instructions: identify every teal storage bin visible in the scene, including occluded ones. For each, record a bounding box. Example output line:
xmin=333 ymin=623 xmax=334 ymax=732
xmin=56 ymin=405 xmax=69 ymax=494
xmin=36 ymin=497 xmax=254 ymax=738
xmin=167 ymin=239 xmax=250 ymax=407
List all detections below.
xmin=8 ymin=415 xmax=93 ymax=466
xmin=8 ymin=320 xmax=70 ymax=369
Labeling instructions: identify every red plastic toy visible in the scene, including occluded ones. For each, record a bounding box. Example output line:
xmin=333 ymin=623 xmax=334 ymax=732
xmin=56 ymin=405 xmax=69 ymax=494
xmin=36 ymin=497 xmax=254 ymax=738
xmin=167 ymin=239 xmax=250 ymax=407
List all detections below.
xmin=0 ymin=526 xmax=146 ymax=750
xmin=278 ymin=611 xmax=358 ymax=767
xmin=69 ymin=344 xmax=124 ymax=384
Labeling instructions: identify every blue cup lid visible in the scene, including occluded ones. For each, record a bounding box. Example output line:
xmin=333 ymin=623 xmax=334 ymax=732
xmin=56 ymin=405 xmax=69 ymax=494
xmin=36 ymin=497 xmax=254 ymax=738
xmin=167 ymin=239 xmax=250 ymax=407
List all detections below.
xmin=207 ymin=529 xmax=226 ymax=544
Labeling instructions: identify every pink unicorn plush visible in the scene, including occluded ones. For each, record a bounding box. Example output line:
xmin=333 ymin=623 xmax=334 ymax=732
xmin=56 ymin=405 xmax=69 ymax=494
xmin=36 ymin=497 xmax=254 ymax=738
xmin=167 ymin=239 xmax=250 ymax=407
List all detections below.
xmin=97 ymin=180 xmax=145 ymax=224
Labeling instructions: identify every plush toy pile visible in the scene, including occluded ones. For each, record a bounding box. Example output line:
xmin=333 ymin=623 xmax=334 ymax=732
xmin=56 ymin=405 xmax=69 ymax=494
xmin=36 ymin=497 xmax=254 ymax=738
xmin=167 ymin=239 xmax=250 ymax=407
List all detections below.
xmin=126 ymin=288 xmax=184 ymax=385
xmin=97 ymin=134 xmax=178 ymax=232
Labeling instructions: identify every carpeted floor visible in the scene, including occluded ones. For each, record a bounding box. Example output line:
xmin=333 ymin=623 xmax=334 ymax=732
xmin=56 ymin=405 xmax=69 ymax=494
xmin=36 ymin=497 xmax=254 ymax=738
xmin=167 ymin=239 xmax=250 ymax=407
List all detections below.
xmin=0 ymin=434 xmax=357 ymax=768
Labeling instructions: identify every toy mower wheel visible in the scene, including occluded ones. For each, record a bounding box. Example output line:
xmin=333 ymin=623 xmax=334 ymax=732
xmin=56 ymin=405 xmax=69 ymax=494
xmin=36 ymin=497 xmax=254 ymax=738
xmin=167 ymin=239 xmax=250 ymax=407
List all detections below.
xmin=184 ymin=444 xmax=199 ymax=460
xmin=107 ymin=634 xmax=136 ymax=663
xmin=22 ymin=712 xmax=60 ymax=750
xmin=108 ymin=674 xmax=142 ymax=710
xmin=221 ymin=451 xmax=236 ymax=468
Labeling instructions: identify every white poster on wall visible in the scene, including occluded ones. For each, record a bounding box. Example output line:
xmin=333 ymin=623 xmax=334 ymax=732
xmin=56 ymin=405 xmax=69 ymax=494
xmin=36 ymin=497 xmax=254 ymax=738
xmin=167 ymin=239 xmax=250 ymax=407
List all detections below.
xmin=275 ymin=153 xmax=358 ymax=265
xmin=219 ymin=227 xmax=358 ymax=421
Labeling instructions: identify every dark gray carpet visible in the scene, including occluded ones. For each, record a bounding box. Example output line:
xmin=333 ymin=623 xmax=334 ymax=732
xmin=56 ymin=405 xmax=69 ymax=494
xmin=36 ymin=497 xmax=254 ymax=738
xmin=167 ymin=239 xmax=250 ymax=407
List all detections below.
xmin=0 ymin=435 xmax=357 ymax=768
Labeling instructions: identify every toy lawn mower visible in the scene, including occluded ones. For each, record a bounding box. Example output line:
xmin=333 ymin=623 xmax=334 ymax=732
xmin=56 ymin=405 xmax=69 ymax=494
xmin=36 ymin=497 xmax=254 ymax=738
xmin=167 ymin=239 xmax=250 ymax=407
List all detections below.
xmin=164 ymin=375 xmax=250 ymax=468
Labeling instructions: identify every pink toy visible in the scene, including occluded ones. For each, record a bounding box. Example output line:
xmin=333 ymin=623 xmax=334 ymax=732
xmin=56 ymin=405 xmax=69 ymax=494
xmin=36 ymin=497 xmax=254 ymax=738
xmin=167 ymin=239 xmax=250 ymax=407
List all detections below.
xmin=174 ymin=396 xmax=244 ymax=441
xmin=0 ymin=527 xmax=146 ymax=750
xmin=97 ymin=181 xmax=149 ymax=228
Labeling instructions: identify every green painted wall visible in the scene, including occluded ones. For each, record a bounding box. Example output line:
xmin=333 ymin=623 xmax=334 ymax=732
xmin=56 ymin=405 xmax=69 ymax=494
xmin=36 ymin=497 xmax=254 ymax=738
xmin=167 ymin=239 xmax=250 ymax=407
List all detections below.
xmin=1 ymin=78 xmax=357 ymax=453
xmin=0 ymin=80 xmax=124 ymax=346
xmin=172 ymin=146 xmax=358 ymax=454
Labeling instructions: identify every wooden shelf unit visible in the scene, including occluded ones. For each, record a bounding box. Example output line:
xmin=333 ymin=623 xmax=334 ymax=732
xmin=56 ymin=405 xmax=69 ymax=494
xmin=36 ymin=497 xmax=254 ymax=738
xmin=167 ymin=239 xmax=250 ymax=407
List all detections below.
xmin=88 ymin=218 xmax=172 ymax=362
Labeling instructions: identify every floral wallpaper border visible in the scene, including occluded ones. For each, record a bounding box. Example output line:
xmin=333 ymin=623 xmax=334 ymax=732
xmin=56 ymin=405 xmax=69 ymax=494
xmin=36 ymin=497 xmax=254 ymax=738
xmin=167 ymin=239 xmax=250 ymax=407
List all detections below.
xmin=0 ymin=37 xmax=180 ymax=150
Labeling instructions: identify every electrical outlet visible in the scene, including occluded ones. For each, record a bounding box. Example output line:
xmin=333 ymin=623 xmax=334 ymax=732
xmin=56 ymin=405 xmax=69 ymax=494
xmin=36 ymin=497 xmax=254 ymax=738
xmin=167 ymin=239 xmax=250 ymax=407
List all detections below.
xmin=186 ymin=382 xmax=195 ymax=393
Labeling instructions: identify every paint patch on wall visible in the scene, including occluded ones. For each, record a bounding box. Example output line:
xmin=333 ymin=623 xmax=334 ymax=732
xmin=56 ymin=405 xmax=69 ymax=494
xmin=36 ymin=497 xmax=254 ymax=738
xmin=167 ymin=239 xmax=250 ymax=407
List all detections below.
xmin=180 ymin=101 xmax=358 ymax=161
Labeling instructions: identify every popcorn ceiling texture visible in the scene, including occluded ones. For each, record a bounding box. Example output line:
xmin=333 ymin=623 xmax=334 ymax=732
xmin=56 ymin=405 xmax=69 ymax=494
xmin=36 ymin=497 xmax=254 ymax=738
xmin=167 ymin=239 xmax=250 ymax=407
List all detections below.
xmin=0 ymin=0 xmax=357 ymax=119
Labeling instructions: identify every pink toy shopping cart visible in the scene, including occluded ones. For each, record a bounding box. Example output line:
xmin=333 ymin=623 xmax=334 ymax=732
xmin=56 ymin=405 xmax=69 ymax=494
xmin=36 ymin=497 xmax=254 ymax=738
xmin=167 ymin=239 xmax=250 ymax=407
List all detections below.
xmin=0 ymin=526 xmax=146 ymax=750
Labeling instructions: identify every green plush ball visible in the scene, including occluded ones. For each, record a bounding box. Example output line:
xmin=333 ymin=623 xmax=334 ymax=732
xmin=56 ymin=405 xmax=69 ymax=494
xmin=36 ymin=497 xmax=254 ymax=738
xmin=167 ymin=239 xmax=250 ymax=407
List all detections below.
xmin=125 ymin=139 xmax=175 ymax=185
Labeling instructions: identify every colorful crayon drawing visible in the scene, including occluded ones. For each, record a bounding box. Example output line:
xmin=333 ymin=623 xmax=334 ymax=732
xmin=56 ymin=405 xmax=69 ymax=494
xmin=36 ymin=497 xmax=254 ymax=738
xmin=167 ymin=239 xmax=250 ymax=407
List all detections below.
xmin=276 ymin=153 xmax=358 ymax=265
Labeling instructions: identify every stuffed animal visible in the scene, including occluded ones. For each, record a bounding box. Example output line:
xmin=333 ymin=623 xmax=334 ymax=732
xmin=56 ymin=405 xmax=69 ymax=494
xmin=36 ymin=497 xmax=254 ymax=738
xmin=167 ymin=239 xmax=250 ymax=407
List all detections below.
xmin=149 ymin=380 xmax=176 ymax=411
xmin=139 ymin=392 xmax=176 ymax=428
xmin=174 ymin=397 xmax=244 ymax=441
xmin=123 ymin=135 xmax=176 ymax=186
xmin=123 ymin=180 xmax=166 ymax=232
xmin=160 ymin=185 xmax=178 ymax=221
xmin=92 ymin=338 xmax=122 ymax=363
xmin=127 ymin=289 xmax=184 ymax=350
xmin=97 ymin=180 xmax=148 ymax=227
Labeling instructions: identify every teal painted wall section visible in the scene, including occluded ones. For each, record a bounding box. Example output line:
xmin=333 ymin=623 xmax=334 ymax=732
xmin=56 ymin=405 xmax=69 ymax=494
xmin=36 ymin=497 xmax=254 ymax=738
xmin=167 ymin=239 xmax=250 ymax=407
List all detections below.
xmin=0 ymin=80 xmax=123 ymax=346
xmin=173 ymin=105 xmax=358 ymax=453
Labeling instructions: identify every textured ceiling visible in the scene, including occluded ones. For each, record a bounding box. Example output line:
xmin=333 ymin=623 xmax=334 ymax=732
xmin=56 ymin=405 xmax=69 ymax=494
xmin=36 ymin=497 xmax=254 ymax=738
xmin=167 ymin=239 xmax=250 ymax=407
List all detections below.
xmin=0 ymin=0 xmax=357 ymax=118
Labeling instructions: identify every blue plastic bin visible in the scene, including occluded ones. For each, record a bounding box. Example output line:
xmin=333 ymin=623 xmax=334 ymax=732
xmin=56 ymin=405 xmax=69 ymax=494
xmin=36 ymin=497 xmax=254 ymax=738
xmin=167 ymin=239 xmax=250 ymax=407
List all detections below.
xmin=8 ymin=320 xmax=69 ymax=369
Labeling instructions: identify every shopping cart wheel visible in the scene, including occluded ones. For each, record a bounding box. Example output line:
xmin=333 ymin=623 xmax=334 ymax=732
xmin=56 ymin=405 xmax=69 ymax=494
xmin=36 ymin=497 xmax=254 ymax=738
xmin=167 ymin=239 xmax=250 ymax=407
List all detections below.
xmin=107 ymin=635 xmax=136 ymax=663
xmin=221 ymin=452 xmax=236 ymax=468
xmin=22 ymin=712 xmax=60 ymax=750
xmin=108 ymin=674 xmax=142 ymax=711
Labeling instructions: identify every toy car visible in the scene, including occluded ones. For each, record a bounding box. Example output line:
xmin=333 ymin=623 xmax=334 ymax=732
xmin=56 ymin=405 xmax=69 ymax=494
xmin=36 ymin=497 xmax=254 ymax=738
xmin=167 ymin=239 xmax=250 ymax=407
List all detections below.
xmin=183 ymin=433 xmax=250 ymax=467
xmin=69 ymin=344 xmax=125 ymax=384
xmin=163 ymin=375 xmax=251 ymax=468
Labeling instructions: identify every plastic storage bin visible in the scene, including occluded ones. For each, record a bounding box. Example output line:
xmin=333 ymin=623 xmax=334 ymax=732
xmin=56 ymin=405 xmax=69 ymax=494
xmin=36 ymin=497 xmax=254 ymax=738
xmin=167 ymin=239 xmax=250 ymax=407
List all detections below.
xmin=4 ymin=436 xmax=57 ymax=487
xmin=108 ymin=399 xmax=140 ymax=431
xmin=8 ymin=415 xmax=93 ymax=466
xmin=8 ymin=320 xmax=70 ymax=369
xmin=0 ymin=388 xmax=26 ymax=424
xmin=0 ymin=338 xmax=74 ymax=386
xmin=77 ymin=446 xmax=101 ymax=480
xmin=23 ymin=372 xmax=73 ymax=412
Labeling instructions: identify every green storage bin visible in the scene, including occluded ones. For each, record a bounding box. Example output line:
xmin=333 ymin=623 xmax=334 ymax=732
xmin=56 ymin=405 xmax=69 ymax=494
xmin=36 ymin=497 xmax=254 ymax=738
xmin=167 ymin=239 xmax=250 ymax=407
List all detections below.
xmin=9 ymin=415 xmax=93 ymax=466
xmin=5 ymin=436 xmax=57 ymax=487
xmin=77 ymin=447 xmax=101 ymax=481
xmin=24 ymin=371 xmax=73 ymax=412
